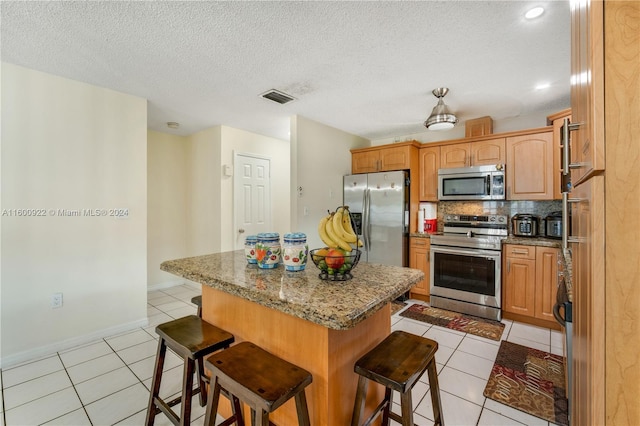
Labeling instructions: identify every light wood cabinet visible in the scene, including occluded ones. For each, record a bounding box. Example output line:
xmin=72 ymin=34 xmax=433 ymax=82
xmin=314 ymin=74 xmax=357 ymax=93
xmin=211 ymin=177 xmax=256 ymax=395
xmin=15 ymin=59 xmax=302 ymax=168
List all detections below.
xmin=503 ymin=244 xmax=560 ymax=327
xmin=440 ymin=138 xmax=505 ymax=169
xmin=409 ymin=238 xmax=430 ymax=299
xmin=503 ymin=245 xmax=536 ymax=317
xmin=570 ymin=0 xmax=605 ymax=186
xmin=351 ymin=150 xmax=380 ymax=174
xmin=351 ymin=144 xmax=414 ymax=174
xmin=419 ymin=146 xmax=439 ymax=201
xmin=505 ymin=131 xmax=554 ymax=200
xmin=548 ymin=108 xmax=572 ymax=200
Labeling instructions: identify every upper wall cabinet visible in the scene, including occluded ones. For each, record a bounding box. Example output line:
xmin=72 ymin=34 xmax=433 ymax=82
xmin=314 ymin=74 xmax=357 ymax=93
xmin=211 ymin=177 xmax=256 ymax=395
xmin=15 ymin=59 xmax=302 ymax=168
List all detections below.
xmin=419 ymin=146 xmax=440 ymax=201
xmin=351 ymin=143 xmax=417 ymax=174
xmin=440 ymin=138 xmax=505 ymax=169
xmin=570 ymin=0 xmax=605 ymax=186
xmin=506 ymin=131 xmax=555 ymax=200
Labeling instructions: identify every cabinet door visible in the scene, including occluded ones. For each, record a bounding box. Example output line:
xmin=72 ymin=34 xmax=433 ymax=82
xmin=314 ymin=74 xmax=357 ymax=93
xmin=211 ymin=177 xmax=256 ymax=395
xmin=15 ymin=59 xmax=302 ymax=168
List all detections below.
xmin=352 ymin=151 xmax=380 ymax=174
xmin=409 ymin=238 xmax=430 ymax=296
xmin=534 ymin=246 xmax=559 ymax=322
xmin=471 ymin=138 xmax=505 ymax=166
xmin=419 ymin=146 xmax=440 ymax=201
xmin=506 ymin=131 xmax=554 ymax=200
xmin=552 ymin=110 xmax=572 ymax=200
xmin=504 ymin=254 xmax=536 ymax=316
xmin=570 ymin=0 xmax=604 ymax=186
xmin=570 ymin=176 xmax=605 ymax=426
xmin=379 ymin=146 xmax=411 ymax=171
xmin=440 ymin=143 xmax=470 ymax=168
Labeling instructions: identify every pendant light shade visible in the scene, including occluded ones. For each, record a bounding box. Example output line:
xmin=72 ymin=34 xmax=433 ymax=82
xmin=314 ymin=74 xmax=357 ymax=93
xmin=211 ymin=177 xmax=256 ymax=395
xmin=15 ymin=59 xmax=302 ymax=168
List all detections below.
xmin=424 ymin=88 xmax=458 ymax=130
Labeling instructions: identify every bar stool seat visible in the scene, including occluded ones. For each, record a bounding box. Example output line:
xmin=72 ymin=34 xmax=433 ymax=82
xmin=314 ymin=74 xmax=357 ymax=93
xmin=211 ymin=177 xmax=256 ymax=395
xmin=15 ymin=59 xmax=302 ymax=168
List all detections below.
xmin=145 ymin=315 xmax=239 ymax=426
xmin=351 ymin=330 xmax=444 ymax=426
xmin=191 ymin=295 xmax=202 ymax=318
xmin=204 ymin=341 xmax=313 ymax=426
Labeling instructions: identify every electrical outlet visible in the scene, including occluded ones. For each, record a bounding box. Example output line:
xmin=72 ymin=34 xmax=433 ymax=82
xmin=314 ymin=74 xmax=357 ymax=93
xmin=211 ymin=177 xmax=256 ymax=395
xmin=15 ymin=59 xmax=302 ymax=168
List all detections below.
xmin=51 ymin=292 xmax=63 ymax=308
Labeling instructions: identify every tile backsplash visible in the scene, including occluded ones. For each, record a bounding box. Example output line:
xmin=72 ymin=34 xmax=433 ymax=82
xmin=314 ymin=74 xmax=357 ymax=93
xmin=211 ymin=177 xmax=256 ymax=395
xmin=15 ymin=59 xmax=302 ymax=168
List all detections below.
xmin=437 ymin=200 xmax=562 ymax=233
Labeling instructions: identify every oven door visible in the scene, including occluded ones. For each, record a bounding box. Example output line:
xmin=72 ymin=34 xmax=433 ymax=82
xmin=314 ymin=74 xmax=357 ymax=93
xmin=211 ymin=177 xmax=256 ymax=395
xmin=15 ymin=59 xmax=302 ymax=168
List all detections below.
xmin=429 ymin=245 xmax=501 ymax=308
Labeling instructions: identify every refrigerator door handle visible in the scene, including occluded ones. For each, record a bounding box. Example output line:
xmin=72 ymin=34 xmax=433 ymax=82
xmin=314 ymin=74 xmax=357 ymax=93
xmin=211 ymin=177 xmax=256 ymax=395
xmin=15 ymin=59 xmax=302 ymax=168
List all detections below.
xmin=363 ymin=188 xmax=370 ymax=251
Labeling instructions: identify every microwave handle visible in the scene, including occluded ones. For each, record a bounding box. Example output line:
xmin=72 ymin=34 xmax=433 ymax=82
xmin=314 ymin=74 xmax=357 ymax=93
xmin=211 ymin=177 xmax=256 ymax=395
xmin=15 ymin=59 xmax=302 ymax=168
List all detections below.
xmin=486 ymin=175 xmax=491 ymax=196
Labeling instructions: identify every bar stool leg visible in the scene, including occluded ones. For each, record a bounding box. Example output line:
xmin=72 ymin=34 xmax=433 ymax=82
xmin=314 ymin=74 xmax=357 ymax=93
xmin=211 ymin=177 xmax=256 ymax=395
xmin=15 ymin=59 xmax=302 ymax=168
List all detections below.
xmin=180 ymin=359 xmax=195 ymax=426
xmin=204 ymin=378 xmax=222 ymax=426
xmin=294 ymin=391 xmax=311 ymax=426
xmin=427 ymin=359 xmax=444 ymax=426
xmin=146 ymin=339 xmax=167 ymax=426
xmin=381 ymin=388 xmax=392 ymax=426
xmin=399 ymin=390 xmax=413 ymax=426
xmin=351 ymin=375 xmax=369 ymax=426
xmin=196 ymin=357 xmax=207 ymax=407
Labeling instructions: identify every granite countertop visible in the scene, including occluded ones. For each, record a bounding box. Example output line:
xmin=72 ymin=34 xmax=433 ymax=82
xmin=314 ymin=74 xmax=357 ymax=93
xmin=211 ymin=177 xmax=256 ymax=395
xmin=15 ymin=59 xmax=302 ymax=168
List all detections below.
xmin=161 ymin=250 xmax=424 ymax=330
xmin=409 ymin=233 xmax=435 ymax=239
xmin=503 ymin=235 xmax=563 ymax=248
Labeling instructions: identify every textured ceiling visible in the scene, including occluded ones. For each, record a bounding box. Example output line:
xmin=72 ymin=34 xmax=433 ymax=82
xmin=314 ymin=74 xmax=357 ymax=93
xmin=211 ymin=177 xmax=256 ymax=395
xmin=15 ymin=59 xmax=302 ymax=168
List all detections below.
xmin=1 ymin=1 xmax=571 ymax=141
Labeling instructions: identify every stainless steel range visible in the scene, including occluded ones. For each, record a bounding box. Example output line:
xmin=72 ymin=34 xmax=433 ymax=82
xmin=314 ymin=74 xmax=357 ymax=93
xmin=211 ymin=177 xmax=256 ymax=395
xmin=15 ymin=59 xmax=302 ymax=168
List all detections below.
xmin=430 ymin=214 xmax=508 ymax=321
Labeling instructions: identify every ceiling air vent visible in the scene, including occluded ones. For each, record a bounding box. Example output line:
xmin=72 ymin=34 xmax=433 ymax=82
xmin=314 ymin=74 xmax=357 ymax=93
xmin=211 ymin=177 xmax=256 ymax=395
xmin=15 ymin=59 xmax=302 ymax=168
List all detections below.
xmin=260 ymin=89 xmax=296 ymax=105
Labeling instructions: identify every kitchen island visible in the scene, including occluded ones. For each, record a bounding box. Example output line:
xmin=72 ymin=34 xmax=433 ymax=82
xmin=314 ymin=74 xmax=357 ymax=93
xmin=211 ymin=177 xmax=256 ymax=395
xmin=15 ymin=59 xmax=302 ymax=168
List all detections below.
xmin=161 ymin=250 xmax=424 ymax=425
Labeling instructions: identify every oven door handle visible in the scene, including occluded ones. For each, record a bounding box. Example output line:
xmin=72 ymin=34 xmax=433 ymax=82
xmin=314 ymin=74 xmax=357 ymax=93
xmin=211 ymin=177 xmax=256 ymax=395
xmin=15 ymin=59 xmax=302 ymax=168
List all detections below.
xmin=431 ymin=245 xmax=501 ymax=259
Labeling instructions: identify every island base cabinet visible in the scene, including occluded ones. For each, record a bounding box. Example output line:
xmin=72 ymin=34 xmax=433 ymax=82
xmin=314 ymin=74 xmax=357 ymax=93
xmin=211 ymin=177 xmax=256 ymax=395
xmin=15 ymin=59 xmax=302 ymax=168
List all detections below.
xmin=201 ymin=286 xmax=388 ymax=425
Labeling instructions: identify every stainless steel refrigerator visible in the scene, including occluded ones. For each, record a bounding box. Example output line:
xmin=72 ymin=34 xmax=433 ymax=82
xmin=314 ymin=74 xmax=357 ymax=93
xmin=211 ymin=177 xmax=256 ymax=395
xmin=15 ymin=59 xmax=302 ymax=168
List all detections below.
xmin=343 ymin=171 xmax=409 ymax=267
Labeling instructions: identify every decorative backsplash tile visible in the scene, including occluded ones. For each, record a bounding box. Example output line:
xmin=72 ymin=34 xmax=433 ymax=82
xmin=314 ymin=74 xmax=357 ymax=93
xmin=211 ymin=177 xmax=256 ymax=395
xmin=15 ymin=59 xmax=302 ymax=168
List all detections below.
xmin=437 ymin=200 xmax=562 ymax=232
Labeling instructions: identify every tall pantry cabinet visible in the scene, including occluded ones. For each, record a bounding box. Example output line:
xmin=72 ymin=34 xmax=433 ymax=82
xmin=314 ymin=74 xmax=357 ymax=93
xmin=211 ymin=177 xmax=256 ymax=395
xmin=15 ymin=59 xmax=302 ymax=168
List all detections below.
xmin=569 ymin=1 xmax=640 ymax=425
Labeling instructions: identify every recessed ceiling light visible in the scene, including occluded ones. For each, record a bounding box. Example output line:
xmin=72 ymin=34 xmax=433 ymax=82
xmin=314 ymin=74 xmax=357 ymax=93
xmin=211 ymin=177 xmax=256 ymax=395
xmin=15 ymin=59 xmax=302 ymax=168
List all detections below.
xmin=525 ymin=7 xmax=545 ymax=19
xmin=167 ymin=122 xmax=180 ymax=129
xmin=535 ymin=82 xmax=551 ymax=90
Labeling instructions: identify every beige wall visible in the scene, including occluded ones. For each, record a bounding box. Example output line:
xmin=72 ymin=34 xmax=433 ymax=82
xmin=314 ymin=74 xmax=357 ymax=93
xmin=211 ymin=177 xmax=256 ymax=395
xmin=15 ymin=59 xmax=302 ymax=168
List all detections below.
xmin=147 ymin=130 xmax=189 ymax=288
xmin=1 ymin=63 xmax=148 ymax=366
xmin=291 ymin=115 xmax=370 ymax=250
xmin=186 ymin=126 xmax=223 ymax=256
xmin=220 ymin=126 xmax=290 ymax=252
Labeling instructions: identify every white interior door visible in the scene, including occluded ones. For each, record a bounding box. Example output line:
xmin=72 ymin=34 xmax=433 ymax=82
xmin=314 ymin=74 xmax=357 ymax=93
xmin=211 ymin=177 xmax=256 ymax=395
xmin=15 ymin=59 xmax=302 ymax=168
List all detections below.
xmin=233 ymin=153 xmax=271 ymax=249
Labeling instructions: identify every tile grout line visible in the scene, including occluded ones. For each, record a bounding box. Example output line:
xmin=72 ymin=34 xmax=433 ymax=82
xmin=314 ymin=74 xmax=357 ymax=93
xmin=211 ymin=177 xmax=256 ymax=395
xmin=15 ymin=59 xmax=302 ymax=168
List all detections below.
xmin=54 ymin=351 xmax=94 ymax=426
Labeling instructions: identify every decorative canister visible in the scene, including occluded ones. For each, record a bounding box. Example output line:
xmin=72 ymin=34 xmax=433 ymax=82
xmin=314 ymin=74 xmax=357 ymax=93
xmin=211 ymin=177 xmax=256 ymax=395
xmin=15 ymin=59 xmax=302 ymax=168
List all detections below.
xmin=255 ymin=232 xmax=281 ymax=269
xmin=282 ymin=232 xmax=308 ymax=272
xmin=244 ymin=235 xmax=258 ymax=264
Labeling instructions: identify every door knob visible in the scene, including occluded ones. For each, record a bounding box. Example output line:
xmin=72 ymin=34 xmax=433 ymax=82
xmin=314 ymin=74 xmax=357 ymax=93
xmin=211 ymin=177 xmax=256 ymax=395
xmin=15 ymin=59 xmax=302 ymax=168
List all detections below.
xmin=238 ymin=229 xmax=245 ymax=234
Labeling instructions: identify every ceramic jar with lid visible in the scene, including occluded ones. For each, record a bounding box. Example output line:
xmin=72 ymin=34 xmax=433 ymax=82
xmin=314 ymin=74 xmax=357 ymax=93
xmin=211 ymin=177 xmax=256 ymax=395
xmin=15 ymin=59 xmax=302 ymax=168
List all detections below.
xmin=255 ymin=232 xmax=281 ymax=269
xmin=282 ymin=232 xmax=308 ymax=271
xmin=244 ymin=235 xmax=258 ymax=264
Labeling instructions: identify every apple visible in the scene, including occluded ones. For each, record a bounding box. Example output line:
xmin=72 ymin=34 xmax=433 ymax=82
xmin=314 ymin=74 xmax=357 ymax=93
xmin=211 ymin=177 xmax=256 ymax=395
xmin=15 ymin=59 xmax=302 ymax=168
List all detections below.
xmin=325 ymin=248 xmax=345 ymax=269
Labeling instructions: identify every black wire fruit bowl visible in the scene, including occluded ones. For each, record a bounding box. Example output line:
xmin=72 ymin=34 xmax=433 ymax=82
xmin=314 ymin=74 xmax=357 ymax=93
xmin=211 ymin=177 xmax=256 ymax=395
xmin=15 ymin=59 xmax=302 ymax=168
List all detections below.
xmin=310 ymin=248 xmax=361 ymax=281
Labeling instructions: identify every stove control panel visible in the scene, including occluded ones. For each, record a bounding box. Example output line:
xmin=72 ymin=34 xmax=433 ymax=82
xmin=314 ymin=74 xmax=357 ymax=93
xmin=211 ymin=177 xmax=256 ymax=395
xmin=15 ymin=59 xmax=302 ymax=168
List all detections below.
xmin=444 ymin=214 xmax=507 ymax=225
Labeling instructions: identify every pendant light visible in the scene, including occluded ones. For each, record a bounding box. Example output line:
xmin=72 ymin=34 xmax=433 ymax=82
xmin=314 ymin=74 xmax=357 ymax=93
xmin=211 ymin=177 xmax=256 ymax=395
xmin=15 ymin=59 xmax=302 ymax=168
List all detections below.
xmin=424 ymin=88 xmax=458 ymax=130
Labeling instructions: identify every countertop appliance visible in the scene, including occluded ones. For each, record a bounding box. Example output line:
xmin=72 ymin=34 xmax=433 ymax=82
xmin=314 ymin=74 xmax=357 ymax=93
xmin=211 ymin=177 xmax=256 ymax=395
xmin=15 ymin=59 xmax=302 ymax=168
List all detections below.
xmin=437 ymin=164 xmax=505 ymax=201
xmin=545 ymin=211 xmax=564 ymax=239
xmin=430 ymin=214 xmax=508 ymax=321
xmin=512 ymin=213 xmax=539 ymax=237
xmin=343 ymin=171 xmax=408 ymax=267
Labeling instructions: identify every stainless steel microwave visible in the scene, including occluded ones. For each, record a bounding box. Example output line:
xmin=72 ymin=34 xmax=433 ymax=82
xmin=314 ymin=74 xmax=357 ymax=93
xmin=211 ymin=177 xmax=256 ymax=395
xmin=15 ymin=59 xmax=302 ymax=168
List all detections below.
xmin=438 ymin=164 xmax=505 ymax=201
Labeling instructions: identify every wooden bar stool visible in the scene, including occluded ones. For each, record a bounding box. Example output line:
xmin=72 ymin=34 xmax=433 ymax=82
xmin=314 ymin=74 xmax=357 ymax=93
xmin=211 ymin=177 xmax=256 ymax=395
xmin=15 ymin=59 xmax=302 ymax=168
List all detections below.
xmin=145 ymin=315 xmax=240 ymax=426
xmin=191 ymin=295 xmax=202 ymax=318
xmin=204 ymin=341 xmax=313 ymax=426
xmin=351 ymin=330 xmax=444 ymax=426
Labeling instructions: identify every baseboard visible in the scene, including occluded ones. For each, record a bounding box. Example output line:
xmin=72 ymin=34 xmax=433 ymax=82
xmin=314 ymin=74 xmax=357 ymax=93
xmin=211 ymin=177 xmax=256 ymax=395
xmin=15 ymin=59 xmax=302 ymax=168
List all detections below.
xmin=147 ymin=279 xmax=186 ymax=292
xmin=0 ymin=317 xmax=149 ymax=369
xmin=147 ymin=279 xmax=201 ymax=292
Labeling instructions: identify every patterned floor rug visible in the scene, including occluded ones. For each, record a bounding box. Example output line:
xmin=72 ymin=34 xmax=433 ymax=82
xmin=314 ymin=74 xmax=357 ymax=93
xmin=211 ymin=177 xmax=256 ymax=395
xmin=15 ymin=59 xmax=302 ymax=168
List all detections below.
xmin=390 ymin=300 xmax=407 ymax=315
xmin=484 ymin=341 xmax=568 ymax=426
xmin=399 ymin=304 xmax=505 ymax=341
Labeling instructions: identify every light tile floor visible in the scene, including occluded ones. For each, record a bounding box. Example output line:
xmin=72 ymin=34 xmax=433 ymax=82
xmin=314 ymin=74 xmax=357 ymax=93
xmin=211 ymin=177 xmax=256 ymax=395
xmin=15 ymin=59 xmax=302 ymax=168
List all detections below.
xmin=0 ymin=284 xmax=565 ymax=425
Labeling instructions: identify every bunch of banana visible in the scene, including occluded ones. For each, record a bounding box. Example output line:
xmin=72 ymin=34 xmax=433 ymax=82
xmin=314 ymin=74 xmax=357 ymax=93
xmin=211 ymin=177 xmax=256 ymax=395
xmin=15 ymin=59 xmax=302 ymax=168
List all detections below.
xmin=317 ymin=206 xmax=362 ymax=251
